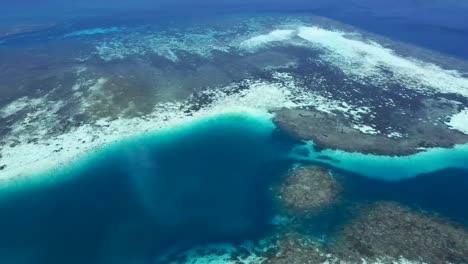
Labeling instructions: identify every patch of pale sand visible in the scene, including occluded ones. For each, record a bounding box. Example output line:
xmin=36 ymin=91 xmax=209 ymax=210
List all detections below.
xmin=352 ymin=124 xmax=379 ymax=135
xmin=64 ymin=27 xmax=123 ymax=38
xmin=296 ymin=26 xmax=468 ymax=97
xmin=298 ymin=27 xmax=468 ymax=97
xmin=446 ymin=109 xmax=468 ymax=135
xmin=241 ymin=26 xmax=468 ymax=98
xmin=0 ymin=73 xmax=377 ymax=187
xmin=156 ymin=234 xmax=426 ymax=264
xmin=159 ymin=243 xmax=267 ymax=264
xmin=240 ymin=29 xmax=296 ymax=51
xmin=0 ymin=97 xmax=44 ymax=118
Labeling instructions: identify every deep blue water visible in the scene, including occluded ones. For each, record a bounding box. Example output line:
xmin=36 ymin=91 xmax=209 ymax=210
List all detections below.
xmin=337 ymin=167 xmax=468 ymax=224
xmin=309 ymin=7 xmax=468 ymax=60
xmin=0 ymin=114 xmax=294 ymax=263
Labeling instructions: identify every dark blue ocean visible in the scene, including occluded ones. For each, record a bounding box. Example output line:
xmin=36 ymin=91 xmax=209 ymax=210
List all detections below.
xmin=2 ymin=0 xmax=468 ymax=59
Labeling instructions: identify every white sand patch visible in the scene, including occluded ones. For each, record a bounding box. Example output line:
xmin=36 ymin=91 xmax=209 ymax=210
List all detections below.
xmin=352 ymin=124 xmax=379 ymax=135
xmin=0 ymin=77 xmax=280 ymax=183
xmin=157 ymin=238 xmax=276 ymax=264
xmin=154 ymin=46 xmax=178 ymax=62
xmin=270 ymin=72 xmax=364 ymax=114
xmin=72 ymin=84 xmax=81 ymax=91
xmin=154 ymin=233 xmax=426 ymax=264
xmin=162 ymin=244 xmax=265 ymax=264
xmin=88 ymin=78 xmax=107 ymax=92
xmin=75 ymin=65 xmax=87 ymax=74
xmin=72 ymin=65 xmax=88 ymax=87
xmin=0 ymin=97 xmax=44 ymax=118
xmin=4 ymin=99 xmax=65 ymax=141
xmin=64 ymin=27 xmax=122 ymax=38
xmin=268 ymin=72 xmax=380 ymax=134
xmin=370 ymin=257 xmax=425 ymax=264
xmin=92 ymin=19 xmax=468 ymax=99
xmin=239 ymin=26 xmax=468 ymax=98
xmin=71 ymin=68 xmax=100 ymax=95
xmin=387 ymin=131 xmax=404 ymax=138
xmin=155 ymin=236 xmax=426 ymax=264
xmin=296 ymin=26 xmax=468 ymax=97
xmin=0 ymin=72 xmax=374 ymax=186
xmin=446 ymin=109 xmax=468 ymax=134
xmin=240 ymin=29 xmax=296 ymax=51
xmin=80 ymin=77 xmax=110 ymax=111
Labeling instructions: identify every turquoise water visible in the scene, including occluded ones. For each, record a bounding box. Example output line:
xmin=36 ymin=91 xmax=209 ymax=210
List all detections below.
xmin=0 ymin=112 xmax=467 ymax=263
xmin=293 ymin=141 xmax=468 ymax=181
xmin=63 ymin=27 xmax=124 ymax=38
xmin=0 ymin=113 xmax=294 ymax=263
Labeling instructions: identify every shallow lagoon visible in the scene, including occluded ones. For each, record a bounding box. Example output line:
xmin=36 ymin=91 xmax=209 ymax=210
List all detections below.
xmin=293 ymin=141 xmax=468 ymax=181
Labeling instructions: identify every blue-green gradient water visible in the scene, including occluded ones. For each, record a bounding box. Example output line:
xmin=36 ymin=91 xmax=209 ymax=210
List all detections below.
xmin=0 ymin=113 xmax=295 ymax=263
xmin=0 ymin=113 xmax=468 ymax=263
xmin=292 ymin=141 xmax=468 ymax=181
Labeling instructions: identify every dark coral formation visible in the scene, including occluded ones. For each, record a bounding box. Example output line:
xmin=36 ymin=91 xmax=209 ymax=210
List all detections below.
xmin=274 ymin=107 xmax=468 ymax=156
xmin=276 ymin=166 xmax=341 ymax=213
xmin=262 ymin=233 xmax=329 ymax=264
xmin=332 ymin=202 xmax=468 ymax=263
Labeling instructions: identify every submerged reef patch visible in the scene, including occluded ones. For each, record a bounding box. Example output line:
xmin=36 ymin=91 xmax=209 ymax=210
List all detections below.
xmin=276 ymin=166 xmax=341 ymax=212
xmin=331 ymin=202 xmax=468 ymax=264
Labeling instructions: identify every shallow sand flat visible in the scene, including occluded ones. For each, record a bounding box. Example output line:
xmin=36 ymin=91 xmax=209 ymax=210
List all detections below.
xmin=447 ymin=109 xmax=468 ymax=134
